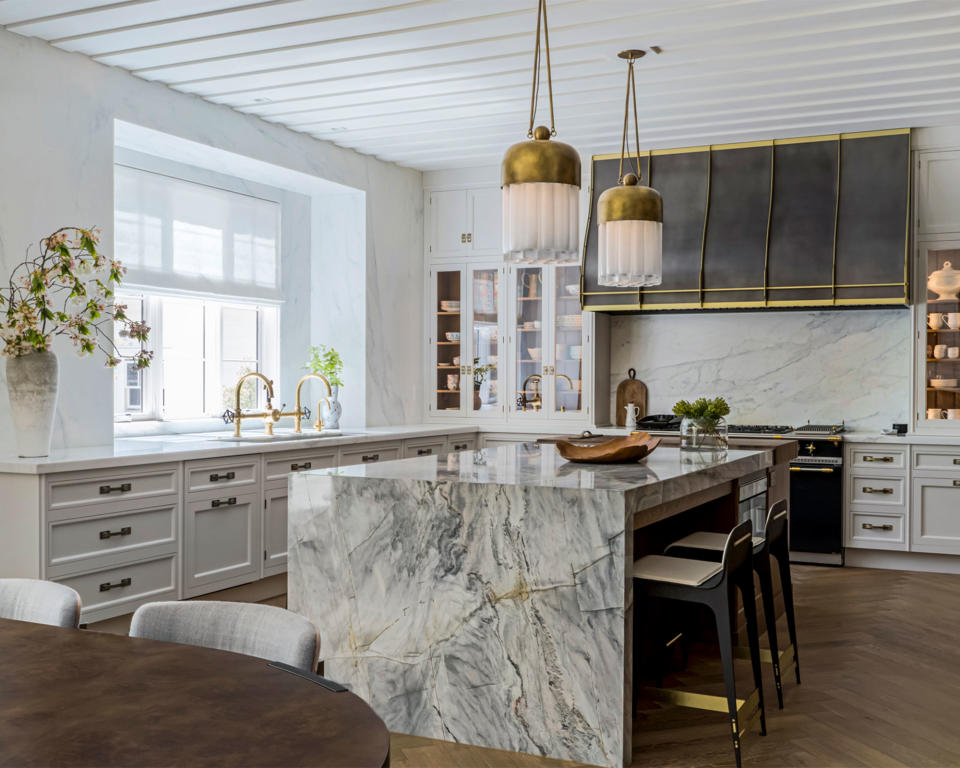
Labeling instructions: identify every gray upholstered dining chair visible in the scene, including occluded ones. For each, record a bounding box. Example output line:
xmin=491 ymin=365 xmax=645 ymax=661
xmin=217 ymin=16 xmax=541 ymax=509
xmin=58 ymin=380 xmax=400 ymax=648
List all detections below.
xmin=129 ymin=601 xmax=321 ymax=673
xmin=0 ymin=578 xmax=82 ymax=628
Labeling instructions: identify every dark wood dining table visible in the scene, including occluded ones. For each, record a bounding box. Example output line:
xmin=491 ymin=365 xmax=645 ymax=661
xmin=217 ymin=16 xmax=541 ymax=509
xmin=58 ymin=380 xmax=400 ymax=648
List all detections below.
xmin=0 ymin=618 xmax=390 ymax=767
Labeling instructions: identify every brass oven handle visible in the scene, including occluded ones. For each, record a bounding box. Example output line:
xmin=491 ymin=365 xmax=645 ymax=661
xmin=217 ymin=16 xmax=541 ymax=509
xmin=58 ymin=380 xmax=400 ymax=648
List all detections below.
xmin=789 ymin=467 xmax=834 ymax=473
xmin=211 ymin=497 xmax=237 ymax=508
xmin=417 ymin=448 xmax=433 ymax=456
xmin=862 ymin=523 xmax=893 ymax=531
xmin=290 ymin=462 xmax=312 ymax=471
xmin=209 ymin=471 xmax=236 ymax=482
xmin=99 ymin=526 xmax=132 ymax=540
xmin=99 ymin=577 xmax=131 ymax=592
xmin=863 ymin=456 xmax=894 ymax=463
xmin=862 ymin=487 xmax=894 ymax=494
xmin=361 ymin=454 xmax=380 ymax=463
xmin=99 ymin=483 xmax=132 ymax=495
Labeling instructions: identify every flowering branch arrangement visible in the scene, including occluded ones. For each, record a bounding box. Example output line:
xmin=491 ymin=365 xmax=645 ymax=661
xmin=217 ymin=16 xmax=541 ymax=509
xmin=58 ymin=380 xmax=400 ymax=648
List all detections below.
xmin=0 ymin=227 xmax=152 ymax=368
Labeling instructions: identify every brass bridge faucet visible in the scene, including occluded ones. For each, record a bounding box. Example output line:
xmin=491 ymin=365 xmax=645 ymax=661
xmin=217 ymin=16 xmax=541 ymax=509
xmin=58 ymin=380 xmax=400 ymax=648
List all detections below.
xmin=293 ymin=373 xmax=332 ymax=433
xmin=518 ymin=372 xmax=574 ymax=412
xmin=222 ymin=372 xmax=300 ymax=437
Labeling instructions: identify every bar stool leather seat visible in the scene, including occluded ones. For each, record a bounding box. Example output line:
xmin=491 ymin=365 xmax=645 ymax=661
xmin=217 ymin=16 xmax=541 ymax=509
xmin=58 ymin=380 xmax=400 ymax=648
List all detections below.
xmin=670 ymin=531 xmax=765 ymax=552
xmin=632 ymin=555 xmax=722 ymax=587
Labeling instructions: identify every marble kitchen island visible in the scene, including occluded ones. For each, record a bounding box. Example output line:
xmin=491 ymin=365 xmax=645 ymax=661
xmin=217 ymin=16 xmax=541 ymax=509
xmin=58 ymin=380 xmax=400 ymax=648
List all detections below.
xmin=288 ymin=442 xmax=776 ymax=768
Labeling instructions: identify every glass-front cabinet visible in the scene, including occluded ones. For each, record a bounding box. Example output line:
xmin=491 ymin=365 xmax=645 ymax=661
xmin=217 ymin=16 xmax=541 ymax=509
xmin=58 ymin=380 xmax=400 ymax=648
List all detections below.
xmin=919 ymin=241 xmax=960 ymax=429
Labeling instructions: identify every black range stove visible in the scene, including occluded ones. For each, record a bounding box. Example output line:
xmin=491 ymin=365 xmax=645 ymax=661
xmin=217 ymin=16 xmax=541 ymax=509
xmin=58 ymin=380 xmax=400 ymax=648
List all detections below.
xmin=635 ymin=415 xmax=794 ymax=436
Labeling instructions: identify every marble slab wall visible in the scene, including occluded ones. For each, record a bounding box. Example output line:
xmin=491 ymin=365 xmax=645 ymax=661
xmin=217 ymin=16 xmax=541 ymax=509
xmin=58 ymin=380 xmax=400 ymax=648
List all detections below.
xmin=610 ymin=309 xmax=911 ymax=430
xmin=288 ymin=471 xmax=630 ymax=767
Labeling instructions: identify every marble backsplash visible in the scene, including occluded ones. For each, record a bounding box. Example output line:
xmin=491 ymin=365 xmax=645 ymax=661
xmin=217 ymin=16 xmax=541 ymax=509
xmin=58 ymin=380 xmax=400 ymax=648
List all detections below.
xmin=609 ymin=309 xmax=911 ymax=430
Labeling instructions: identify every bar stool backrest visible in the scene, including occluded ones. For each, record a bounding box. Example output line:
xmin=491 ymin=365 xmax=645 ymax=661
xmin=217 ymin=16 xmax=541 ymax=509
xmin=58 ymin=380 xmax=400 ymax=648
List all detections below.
xmin=719 ymin=520 xmax=754 ymax=579
xmin=763 ymin=499 xmax=789 ymax=555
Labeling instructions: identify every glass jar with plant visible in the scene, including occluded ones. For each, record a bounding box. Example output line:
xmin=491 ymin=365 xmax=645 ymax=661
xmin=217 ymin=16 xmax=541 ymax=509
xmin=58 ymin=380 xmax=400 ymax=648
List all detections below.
xmin=305 ymin=345 xmax=344 ymax=429
xmin=1 ymin=227 xmax=151 ymax=456
xmin=472 ymin=357 xmax=496 ymax=411
xmin=673 ymin=396 xmax=730 ymax=454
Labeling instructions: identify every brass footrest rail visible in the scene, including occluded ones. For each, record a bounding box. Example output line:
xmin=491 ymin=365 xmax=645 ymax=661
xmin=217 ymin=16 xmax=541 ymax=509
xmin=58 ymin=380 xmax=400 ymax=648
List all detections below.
xmin=639 ymin=686 xmax=762 ymax=740
xmin=734 ymin=642 xmax=796 ymax=674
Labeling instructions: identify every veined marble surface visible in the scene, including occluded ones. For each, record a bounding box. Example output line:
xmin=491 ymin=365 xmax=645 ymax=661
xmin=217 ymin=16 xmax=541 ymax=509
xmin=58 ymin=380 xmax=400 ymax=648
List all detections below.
xmin=288 ymin=443 xmax=769 ymax=767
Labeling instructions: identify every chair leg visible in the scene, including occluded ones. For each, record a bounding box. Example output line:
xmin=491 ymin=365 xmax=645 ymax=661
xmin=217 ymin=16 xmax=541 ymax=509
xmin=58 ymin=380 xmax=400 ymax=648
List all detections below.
xmin=755 ymin=555 xmax=783 ymax=709
xmin=776 ymin=552 xmax=801 ymax=685
xmin=739 ymin=577 xmax=767 ymax=737
xmin=713 ymin=599 xmax=743 ymax=768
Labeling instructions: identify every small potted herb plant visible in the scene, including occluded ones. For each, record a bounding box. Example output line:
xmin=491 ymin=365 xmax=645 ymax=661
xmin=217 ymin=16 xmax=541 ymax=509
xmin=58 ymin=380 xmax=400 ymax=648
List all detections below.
xmin=305 ymin=345 xmax=344 ymax=429
xmin=472 ymin=357 xmax=496 ymax=410
xmin=673 ymin=396 xmax=730 ymax=453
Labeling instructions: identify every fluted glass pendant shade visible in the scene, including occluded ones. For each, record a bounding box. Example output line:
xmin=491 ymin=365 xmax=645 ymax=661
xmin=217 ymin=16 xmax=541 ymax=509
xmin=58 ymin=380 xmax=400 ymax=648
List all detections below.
xmin=597 ymin=51 xmax=663 ymax=287
xmin=501 ymin=0 xmax=581 ymax=264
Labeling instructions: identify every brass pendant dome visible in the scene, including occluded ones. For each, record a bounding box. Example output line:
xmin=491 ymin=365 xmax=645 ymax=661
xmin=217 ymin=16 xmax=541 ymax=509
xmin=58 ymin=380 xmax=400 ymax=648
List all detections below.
xmin=598 ymin=172 xmax=662 ymax=224
xmin=501 ymin=126 xmax=581 ymax=188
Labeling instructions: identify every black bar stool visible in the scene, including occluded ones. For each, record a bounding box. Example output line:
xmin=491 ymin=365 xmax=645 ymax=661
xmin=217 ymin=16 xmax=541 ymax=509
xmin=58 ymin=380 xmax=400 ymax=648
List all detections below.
xmin=633 ymin=520 xmax=766 ymax=768
xmin=666 ymin=499 xmax=801 ymax=709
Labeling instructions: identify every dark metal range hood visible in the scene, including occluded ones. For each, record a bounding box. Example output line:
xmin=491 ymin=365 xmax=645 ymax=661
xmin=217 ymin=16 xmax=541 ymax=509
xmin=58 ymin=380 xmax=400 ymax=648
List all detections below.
xmin=580 ymin=129 xmax=912 ymax=313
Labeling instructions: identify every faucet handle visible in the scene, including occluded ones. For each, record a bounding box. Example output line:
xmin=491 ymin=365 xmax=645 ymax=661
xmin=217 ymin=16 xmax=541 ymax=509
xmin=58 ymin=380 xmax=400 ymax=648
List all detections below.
xmin=221 ymin=409 xmax=236 ymax=424
xmin=302 ymin=405 xmax=311 ymax=421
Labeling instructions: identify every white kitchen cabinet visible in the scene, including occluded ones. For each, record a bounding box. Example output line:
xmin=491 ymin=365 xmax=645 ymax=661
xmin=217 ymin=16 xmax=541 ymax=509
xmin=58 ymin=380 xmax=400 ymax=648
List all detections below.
xmin=262 ymin=487 xmax=289 ymax=578
xmin=911 ymin=476 xmax=960 ymax=554
xmin=917 ymin=151 xmax=960 ymax=236
xmin=339 ymin=442 xmax=402 ymax=466
xmin=844 ymin=442 xmax=910 ymax=552
xmin=424 ymin=186 xmax=502 ymax=259
xmin=183 ymin=491 xmax=260 ymax=597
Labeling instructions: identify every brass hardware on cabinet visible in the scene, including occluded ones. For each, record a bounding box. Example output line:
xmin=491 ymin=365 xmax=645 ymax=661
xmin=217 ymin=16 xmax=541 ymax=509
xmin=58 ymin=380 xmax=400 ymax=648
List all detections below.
xmin=99 ymin=526 xmax=132 ymax=540
xmin=211 ymin=497 xmax=237 ymax=508
xmin=863 ymin=456 xmax=894 ymax=463
xmin=290 ymin=462 xmax=312 ymax=471
xmin=862 ymin=523 xmax=893 ymax=531
xmin=467 ymin=233 xmax=473 ymax=243
xmin=862 ymin=487 xmax=894 ymax=494
xmin=362 ymin=454 xmax=379 ymax=463
xmin=417 ymin=448 xmax=432 ymax=456
xmin=99 ymin=577 xmax=131 ymax=592
xmin=789 ymin=467 xmax=834 ymax=473
xmin=99 ymin=483 xmax=132 ymax=495
xmin=461 ymin=233 xmax=467 ymax=243
xmin=209 ymin=471 xmax=236 ymax=482
xmin=953 ymin=458 xmax=960 ymax=465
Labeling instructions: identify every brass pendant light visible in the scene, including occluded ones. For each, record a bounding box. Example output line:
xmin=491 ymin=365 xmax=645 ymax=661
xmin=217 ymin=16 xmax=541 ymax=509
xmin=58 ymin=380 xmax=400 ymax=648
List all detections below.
xmin=597 ymin=50 xmax=663 ymax=287
xmin=501 ymin=0 xmax=581 ymax=264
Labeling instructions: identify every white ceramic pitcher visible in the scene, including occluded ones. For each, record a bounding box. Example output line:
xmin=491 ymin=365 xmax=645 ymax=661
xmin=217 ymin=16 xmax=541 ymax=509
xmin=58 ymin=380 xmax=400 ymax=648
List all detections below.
xmin=624 ymin=403 xmax=640 ymax=430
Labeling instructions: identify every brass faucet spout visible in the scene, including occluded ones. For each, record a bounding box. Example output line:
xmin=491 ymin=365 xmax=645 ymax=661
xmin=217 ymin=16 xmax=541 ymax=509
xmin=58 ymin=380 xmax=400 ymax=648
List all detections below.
xmin=232 ymin=372 xmax=276 ymax=437
xmin=294 ymin=373 xmax=333 ymax=433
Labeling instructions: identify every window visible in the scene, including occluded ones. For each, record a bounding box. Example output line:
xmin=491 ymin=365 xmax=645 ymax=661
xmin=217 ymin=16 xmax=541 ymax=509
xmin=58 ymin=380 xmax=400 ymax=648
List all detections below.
xmin=113 ymin=164 xmax=282 ymax=423
xmin=114 ymin=293 xmax=278 ymax=421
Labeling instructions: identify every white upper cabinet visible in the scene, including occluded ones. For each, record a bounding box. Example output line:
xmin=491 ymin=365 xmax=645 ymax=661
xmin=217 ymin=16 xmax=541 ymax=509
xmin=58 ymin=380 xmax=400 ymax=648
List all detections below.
xmin=425 ymin=186 xmax=502 ymax=258
xmin=918 ymin=151 xmax=960 ymax=236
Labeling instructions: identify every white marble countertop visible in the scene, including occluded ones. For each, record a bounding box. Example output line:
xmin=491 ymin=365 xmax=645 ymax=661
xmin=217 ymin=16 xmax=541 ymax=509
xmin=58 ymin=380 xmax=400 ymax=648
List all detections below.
xmin=0 ymin=424 xmax=479 ymax=475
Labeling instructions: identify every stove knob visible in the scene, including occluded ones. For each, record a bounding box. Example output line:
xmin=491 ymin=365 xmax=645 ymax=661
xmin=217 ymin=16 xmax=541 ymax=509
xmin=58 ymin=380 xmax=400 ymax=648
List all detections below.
xmin=805 ymin=443 xmax=816 ymax=454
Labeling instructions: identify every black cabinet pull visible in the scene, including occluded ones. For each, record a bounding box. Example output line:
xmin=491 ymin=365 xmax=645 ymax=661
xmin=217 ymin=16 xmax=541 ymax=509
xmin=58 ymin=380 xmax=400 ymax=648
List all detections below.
xmin=209 ymin=471 xmax=236 ymax=482
xmin=361 ymin=454 xmax=379 ymax=463
xmin=953 ymin=458 xmax=960 ymax=465
xmin=99 ymin=577 xmax=131 ymax=592
xmin=290 ymin=462 xmax=312 ymax=471
xmin=417 ymin=448 xmax=432 ymax=456
xmin=99 ymin=526 xmax=132 ymax=540
xmin=211 ymin=497 xmax=237 ymax=508
xmin=99 ymin=483 xmax=132 ymax=495
xmin=454 ymin=444 xmax=468 ymax=451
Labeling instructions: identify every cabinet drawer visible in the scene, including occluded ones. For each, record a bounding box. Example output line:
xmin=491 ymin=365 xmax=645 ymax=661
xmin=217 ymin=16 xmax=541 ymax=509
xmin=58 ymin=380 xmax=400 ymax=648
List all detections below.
xmin=339 ymin=443 xmax=401 ymax=466
xmin=183 ymin=491 xmax=259 ymax=596
xmin=264 ymin=449 xmax=337 ymax=482
xmin=849 ymin=474 xmax=905 ymax=507
xmin=56 ymin=554 xmax=177 ymax=618
xmin=448 ymin=436 xmax=477 ymax=453
xmin=48 ymin=503 xmax=177 ymax=570
xmin=185 ymin=457 xmax=259 ymax=495
xmin=913 ymin=448 xmax=960 ymax=473
xmin=848 ymin=512 xmax=905 ymax=550
xmin=849 ymin=446 xmax=906 ymax=470
xmin=46 ymin=465 xmax=179 ymax=511
xmin=403 ymin=438 xmax=446 ymax=458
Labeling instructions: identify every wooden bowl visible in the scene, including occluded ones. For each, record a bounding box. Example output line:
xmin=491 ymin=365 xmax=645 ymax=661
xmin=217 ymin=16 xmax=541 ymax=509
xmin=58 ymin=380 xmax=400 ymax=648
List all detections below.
xmin=555 ymin=432 xmax=661 ymax=464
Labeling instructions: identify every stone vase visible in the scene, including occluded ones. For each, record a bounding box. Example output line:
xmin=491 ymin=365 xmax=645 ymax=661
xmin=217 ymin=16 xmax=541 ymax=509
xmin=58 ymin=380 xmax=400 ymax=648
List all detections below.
xmin=323 ymin=384 xmax=343 ymax=430
xmin=5 ymin=350 xmax=59 ymax=457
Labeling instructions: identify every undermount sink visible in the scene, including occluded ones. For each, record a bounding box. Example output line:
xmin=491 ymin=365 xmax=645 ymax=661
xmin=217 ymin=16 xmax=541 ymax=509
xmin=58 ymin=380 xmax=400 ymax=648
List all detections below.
xmin=216 ymin=429 xmax=343 ymax=442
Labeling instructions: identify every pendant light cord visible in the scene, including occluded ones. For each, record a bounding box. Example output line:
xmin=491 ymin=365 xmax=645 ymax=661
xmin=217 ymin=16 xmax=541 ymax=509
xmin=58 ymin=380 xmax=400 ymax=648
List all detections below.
xmin=618 ymin=56 xmax=642 ymax=183
xmin=527 ymin=0 xmax=557 ymax=138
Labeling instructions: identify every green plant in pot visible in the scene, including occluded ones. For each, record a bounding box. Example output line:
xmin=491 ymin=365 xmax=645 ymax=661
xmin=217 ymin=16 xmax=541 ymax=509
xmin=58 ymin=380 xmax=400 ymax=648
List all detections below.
xmin=305 ymin=345 xmax=344 ymax=429
xmin=0 ymin=227 xmax=151 ymax=457
xmin=472 ymin=357 xmax=496 ymax=410
xmin=673 ymin=396 xmax=730 ymax=453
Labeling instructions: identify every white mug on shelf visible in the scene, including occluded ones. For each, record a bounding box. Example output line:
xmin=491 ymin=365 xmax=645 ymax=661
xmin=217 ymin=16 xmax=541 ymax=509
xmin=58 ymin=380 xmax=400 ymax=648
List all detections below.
xmin=948 ymin=409 xmax=960 ymax=420
xmin=934 ymin=344 xmax=948 ymax=359
xmin=624 ymin=403 xmax=640 ymax=430
xmin=949 ymin=347 xmax=960 ymax=359
xmin=928 ymin=408 xmax=947 ymax=420
xmin=948 ymin=313 xmax=960 ymax=330
xmin=929 ymin=313 xmax=947 ymax=329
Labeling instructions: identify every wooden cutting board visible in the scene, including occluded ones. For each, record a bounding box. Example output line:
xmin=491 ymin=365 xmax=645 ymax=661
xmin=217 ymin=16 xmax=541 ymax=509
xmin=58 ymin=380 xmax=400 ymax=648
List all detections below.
xmin=615 ymin=368 xmax=648 ymax=426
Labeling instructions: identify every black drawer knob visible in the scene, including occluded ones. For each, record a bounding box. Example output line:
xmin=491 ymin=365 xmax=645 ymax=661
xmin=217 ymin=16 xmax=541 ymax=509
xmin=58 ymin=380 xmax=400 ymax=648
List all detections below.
xmin=209 ymin=471 xmax=236 ymax=482
xmin=99 ymin=483 xmax=132 ymax=495
xmin=99 ymin=577 xmax=132 ymax=592
xmin=211 ymin=497 xmax=237 ymax=508
xmin=361 ymin=454 xmax=379 ymax=463
xmin=417 ymin=448 xmax=432 ymax=456
xmin=290 ymin=462 xmax=312 ymax=471
xmin=99 ymin=526 xmax=132 ymax=540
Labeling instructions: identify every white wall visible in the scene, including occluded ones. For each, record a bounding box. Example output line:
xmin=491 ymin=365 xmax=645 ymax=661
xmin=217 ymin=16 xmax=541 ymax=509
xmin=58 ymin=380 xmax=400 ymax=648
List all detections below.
xmin=0 ymin=30 xmax=422 ymax=449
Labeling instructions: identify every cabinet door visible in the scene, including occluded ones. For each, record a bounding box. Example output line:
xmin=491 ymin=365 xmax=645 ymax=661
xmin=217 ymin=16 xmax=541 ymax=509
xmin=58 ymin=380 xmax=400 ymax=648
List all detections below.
xmin=512 ymin=266 xmax=545 ymax=417
xmin=912 ymin=477 xmax=960 ymax=554
xmin=551 ymin=264 xmax=585 ymax=416
xmin=430 ymin=266 xmax=466 ymax=415
xmin=427 ymin=190 xmax=468 ymax=258
xmin=466 ymin=264 xmax=503 ymax=417
xmin=262 ymin=486 xmax=288 ymax=578
xmin=918 ymin=151 xmax=960 ymax=235
xmin=183 ymin=491 xmax=259 ymax=596
xmin=469 ymin=187 xmax=502 ymax=255
xmin=918 ymin=241 xmax=960 ymax=431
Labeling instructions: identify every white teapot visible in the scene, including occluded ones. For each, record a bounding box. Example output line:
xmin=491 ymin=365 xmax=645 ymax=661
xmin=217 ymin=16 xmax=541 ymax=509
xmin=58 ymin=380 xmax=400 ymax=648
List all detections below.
xmin=928 ymin=261 xmax=960 ymax=301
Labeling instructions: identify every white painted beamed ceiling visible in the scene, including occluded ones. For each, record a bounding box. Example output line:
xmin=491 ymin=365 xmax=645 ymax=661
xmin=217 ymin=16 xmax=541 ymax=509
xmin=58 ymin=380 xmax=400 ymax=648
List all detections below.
xmin=3 ymin=0 xmax=960 ymax=170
